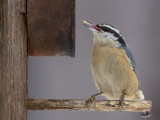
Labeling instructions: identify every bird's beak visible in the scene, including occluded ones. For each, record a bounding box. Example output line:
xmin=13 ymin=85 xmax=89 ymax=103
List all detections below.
xmin=83 ymin=20 xmax=101 ymax=32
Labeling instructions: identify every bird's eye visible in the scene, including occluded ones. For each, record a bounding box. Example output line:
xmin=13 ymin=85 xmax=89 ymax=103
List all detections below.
xmin=96 ymin=25 xmax=107 ymax=32
xmin=96 ymin=24 xmax=100 ymax=28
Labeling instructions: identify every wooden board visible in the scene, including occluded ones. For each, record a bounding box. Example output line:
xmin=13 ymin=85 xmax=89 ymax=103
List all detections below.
xmin=27 ymin=0 xmax=75 ymax=57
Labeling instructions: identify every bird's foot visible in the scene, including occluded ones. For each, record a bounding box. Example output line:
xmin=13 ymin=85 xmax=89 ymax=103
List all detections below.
xmin=86 ymin=92 xmax=102 ymax=107
xmin=86 ymin=95 xmax=96 ymax=106
xmin=117 ymin=92 xmax=127 ymax=111
xmin=117 ymin=100 xmax=124 ymax=111
xmin=105 ymin=100 xmax=111 ymax=106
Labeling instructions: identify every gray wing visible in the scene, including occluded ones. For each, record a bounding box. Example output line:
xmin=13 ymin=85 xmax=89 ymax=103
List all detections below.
xmin=123 ymin=46 xmax=136 ymax=73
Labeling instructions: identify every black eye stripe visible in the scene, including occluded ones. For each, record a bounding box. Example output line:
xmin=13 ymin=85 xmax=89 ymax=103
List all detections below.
xmin=96 ymin=25 xmax=109 ymax=32
xmin=97 ymin=25 xmax=115 ymax=33
xmin=98 ymin=26 xmax=119 ymax=37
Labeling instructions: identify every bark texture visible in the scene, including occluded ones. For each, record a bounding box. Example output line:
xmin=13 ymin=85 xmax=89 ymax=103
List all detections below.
xmin=28 ymin=99 xmax=152 ymax=112
xmin=0 ymin=0 xmax=27 ymax=120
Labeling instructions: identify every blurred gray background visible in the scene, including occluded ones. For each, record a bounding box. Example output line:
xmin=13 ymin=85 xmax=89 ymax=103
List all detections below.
xmin=28 ymin=0 xmax=160 ymax=119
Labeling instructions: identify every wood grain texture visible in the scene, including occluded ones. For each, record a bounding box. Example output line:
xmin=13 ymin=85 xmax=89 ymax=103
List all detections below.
xmin=0 ymin=0 xmax=27 ymax=120
xmin=27 ymin=0 xmax=75 ymax=57
xmin=28 ymin=99 xmax=152 ymax=112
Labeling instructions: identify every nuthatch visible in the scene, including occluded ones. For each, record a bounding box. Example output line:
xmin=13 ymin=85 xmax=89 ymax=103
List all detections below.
xmin=83 ymin=20 xmax=151 ymax=117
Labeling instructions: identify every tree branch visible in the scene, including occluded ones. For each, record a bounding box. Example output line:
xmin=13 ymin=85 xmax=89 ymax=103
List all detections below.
xmin=27 ymin=98 xmax=151 ymax=112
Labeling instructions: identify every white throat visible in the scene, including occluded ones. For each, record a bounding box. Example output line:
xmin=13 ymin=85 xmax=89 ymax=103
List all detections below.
xmin=93 ymin=32 xmax=121 ymax=48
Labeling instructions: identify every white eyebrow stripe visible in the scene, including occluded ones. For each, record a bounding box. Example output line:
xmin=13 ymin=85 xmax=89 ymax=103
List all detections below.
xmin=99 ymin=24 xmax=120 ymax=34
xmin=103 ymin=32 xmax=118 ymax=41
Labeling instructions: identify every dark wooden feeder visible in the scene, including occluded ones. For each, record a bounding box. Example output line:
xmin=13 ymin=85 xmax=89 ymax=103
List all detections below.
xmin=28 ymin=0 xmax=75 ymax=57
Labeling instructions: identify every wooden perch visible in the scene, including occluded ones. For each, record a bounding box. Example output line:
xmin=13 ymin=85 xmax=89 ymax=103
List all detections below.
xmin=27 ymin=99 xmax=151 ymax=112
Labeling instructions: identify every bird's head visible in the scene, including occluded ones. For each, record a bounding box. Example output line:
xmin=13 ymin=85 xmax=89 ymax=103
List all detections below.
xmin=83 ymin=20 xmax=126 ymax=47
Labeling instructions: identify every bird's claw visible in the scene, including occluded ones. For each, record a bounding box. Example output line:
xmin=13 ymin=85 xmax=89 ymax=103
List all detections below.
xmin=105 ymin=100 xmax=111 ymax=106
xmin=117 ymin=100 xmax=124 ymax=111
xmin=86 ymin=92 xmax=102 ymax=108
xmin=86 ymin=95 xmax=96 ymax=106
xmin=117 ymin=92 xmax=127 ymax=111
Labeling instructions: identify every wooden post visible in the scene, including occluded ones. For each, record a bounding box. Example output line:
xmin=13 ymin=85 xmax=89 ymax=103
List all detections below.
xmin=0 ymin=0 xmax=27 ymax=120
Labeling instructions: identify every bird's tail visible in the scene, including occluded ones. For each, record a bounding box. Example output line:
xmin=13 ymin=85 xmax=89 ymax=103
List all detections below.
xmin=138 ymin=110 xmax=151 ymax=118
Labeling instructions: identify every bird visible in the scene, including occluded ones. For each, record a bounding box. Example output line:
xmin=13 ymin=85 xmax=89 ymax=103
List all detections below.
xmin=83 ymin=20 xmax=151 ymax=117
